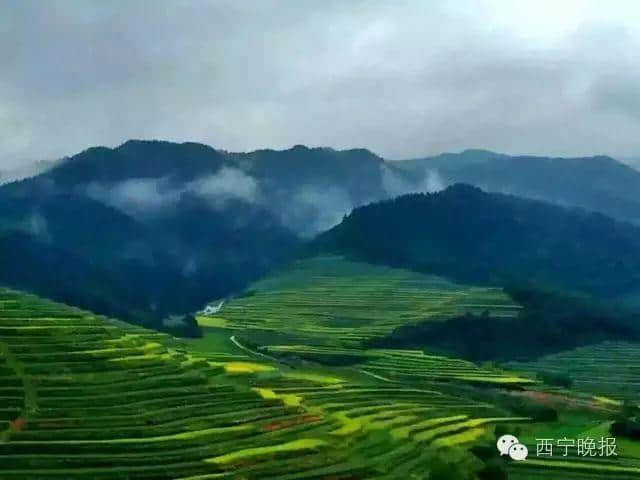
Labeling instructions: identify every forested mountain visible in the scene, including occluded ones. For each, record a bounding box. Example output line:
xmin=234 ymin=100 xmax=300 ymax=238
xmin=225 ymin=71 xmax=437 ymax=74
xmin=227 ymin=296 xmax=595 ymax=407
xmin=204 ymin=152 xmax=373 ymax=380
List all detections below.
xmin=0 ymin=144 xmax=300 ymax=332
xmin=3 ymin=139 xmax=640 ymax=333
xmin=398 ymin=149 xmax=640 ymax=224
xmin=312 ymin=183 xmax=640 ymax=299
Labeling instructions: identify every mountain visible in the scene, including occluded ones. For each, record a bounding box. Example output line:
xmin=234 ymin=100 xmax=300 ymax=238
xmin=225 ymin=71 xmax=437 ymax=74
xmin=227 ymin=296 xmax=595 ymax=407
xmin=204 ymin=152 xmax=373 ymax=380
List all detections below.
xmin=3 ymin=139 xmax=640 ymax=333
xmin=0 ymin=159 xmax=59 ymax=185
xmin=0 ymin=143 xmax=300 ymax=333
xmin=0 ymin=140 xmax=405 ymax=331
xmin=397 ymin=149 xmax=640 ymax=224
xmin=233 ymin=144 xmax=393 ymax=235
xmin=312 ymin=183 xmax=640 ymax=300
xmin=312 ymin=184 xmax=640 ymax=360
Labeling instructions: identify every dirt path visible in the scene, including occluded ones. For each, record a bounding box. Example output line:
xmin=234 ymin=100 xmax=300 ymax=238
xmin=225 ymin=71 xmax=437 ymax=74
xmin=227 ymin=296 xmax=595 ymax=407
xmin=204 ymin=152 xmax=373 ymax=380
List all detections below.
xmin=0 ymin=341 xmax=37 ymax=441
xmin=229 ymin=335 xmax=281 ymax=363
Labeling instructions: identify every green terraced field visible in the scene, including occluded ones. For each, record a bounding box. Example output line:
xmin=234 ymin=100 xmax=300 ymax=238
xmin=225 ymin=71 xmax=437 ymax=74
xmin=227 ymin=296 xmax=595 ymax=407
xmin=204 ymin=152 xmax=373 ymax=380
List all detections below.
xmin=196 ymin=256 xmax=522 ymax=348
xmin=0 ymin=287 xmax=534 ymax=479
xmin=196 ymin=256 xmax=529 ymax=387
xmin=191 ymin=256 xmax=640 ymax=479
xmin=507 ymin=341 xmax=640 ymax=402
xmin=4 ymin=256 xmax=640 ymax=479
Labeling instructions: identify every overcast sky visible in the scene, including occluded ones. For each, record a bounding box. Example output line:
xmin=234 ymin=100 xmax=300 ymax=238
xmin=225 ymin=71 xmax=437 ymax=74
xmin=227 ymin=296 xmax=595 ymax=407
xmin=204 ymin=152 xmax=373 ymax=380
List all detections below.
xmin=2 ymin=0 xmax=640 ymax=169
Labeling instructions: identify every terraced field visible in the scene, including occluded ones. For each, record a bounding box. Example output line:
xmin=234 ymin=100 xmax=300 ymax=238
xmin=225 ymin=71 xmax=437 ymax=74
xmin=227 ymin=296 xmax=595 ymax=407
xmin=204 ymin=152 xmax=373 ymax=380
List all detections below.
xmin=193 ymin=256 xmax=640 ymax=479
xmin=0 ymin=289 xmax=336 ymax=479
xmin=508 ymin=416 xmax=640 ymax=479
xmin=196 ymin=256 xmax=529 ymax=387
xmin=507 ymin=341 xmax=640 ymax=402
xmin=0 ymin=287 xmax=533 ymax=479
xmin=4 ymin=256 xmax=640 ymax=479
xmin=197 ymin=256 xmax=522 ymax=348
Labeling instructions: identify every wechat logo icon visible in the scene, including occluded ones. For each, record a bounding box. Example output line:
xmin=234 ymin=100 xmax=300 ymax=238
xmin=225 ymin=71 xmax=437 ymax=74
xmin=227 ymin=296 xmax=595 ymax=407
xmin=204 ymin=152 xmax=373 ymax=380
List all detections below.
xmin=497 ymin=434 xmax=528 ymax=461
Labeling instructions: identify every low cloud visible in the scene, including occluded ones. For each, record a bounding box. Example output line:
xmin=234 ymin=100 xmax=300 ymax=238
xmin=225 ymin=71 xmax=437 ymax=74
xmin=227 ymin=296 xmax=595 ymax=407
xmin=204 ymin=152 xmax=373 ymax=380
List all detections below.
xmin=85 ymin=167 xmax=259 ymax=217
xmin=381 ymin=164 xmax=446 ymax=197
xmin=188 ymin=167 xmax=259 ymax=204
xmin=21 ymin=212 xmax=51 ymax=242
xmin=86 ymin=177 xmax=179 ymax=216
xmin=278 ymin=185 xmax=354 ymax=236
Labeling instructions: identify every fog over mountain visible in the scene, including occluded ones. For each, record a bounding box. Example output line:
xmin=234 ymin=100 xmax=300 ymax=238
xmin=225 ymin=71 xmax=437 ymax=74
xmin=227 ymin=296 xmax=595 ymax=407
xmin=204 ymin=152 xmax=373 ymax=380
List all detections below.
xmin=3 ymin=0 xmax=640 ymax=338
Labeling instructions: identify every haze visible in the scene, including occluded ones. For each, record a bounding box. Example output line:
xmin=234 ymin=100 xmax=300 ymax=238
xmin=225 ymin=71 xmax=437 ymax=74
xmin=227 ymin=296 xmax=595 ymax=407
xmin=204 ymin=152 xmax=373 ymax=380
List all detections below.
xmin=2 ymin=0 xmax=640 ymax=169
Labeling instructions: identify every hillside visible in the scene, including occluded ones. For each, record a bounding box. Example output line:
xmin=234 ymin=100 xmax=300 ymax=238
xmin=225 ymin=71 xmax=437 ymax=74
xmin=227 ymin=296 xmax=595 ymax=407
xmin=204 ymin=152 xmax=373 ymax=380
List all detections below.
xmin=0 ymin=287 xmax=536 ymax=480
xmin=193 ymin=256 xmax=640 ymax=479
xmin=0 ymin=141 xmax=393 ymax=330
xmin=3 ymin=140 xmax=640 ymax=333
xmin=312 ymin=184 xmax=640 ymax=299
xmin=0 ymin=143 xmax=300 ymax=331
xmin=398 ymin=149 xmax=640 ymax=224
xmin=3 ymin=264 xmax=640 ymax=479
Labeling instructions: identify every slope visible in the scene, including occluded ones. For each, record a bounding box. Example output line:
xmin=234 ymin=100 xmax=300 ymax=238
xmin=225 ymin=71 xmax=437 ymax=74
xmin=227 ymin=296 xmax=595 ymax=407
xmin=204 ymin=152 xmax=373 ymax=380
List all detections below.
xmin=312 ymin=184 xmax=640 ymax=299
xmin=398 ymin=149 xmax=640 ymax=224
xmin=0 ymin=287 xmax=535 ymax=480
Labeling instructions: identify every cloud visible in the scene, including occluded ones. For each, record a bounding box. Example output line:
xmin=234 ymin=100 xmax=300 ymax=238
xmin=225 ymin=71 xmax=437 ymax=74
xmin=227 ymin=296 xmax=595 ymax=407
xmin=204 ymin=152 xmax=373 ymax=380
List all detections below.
xmin=273 ymin=184 xmax=354 ymax=236
xmin=187 ymin=167 xmax=258 ymax=204
xmin=85 ymin=167 xmax=259 ymax=217
xmin=21 ymin=212 xmax=51 ymax=242
xmin=85 ymin=177 xmax=179 ymax=215
xmin=381 ymin=165 xmax=446 ymax=197
xmin=2 ymin=1 xmax=640 ymax=169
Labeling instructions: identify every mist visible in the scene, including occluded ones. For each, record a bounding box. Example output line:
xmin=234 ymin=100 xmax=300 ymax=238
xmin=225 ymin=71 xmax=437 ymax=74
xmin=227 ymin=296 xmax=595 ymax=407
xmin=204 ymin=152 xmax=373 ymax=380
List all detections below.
xmin=3 ymin=1 xmax=640 ymax=169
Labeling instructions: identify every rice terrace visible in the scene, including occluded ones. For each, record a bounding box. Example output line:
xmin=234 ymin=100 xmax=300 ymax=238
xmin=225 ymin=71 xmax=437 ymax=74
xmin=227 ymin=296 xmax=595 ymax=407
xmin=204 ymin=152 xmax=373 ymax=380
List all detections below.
xmin=2 ymin=256 xmax=639 ymax=479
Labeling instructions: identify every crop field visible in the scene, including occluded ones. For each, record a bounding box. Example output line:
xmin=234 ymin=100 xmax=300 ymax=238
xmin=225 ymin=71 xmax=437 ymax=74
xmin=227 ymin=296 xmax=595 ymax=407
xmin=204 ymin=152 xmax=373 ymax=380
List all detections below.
xmin=192 ymin=256 xmax=640 ymax=479
xmin=196 ymin=256 xmax=528 ymax=387
xmin=4 ymin=256 xmax=640 ymax=479
xmin=506 ymin=415 xmax=640 ymax=480
xmin=507 ymin=341 xmax=640 ymax=402
xmin=0 ymin=287 xmax=536 ymax=479
xmin=196 ymin=256 xmax=522 ymax=349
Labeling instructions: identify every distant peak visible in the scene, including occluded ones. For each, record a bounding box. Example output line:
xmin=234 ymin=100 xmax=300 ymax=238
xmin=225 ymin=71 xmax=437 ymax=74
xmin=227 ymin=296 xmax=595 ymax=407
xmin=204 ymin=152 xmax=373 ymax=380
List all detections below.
xmin=460 ymin=148 xmax=500 ymax=156
xmin=117 ymin=139 xmax=167 ymax=148
xmin=441 ymin=183 xmax=485 ymax=195
xmin=290 ymin=144 xmax=310 ymax=152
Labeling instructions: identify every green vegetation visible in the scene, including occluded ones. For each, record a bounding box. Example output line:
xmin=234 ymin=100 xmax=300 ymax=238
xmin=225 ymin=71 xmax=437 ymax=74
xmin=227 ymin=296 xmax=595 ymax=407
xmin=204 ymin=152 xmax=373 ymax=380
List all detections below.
xmin=312 ymin=184 xmax=640 ymax=300
xmin=507 ymin=341 xmax=640 ymax=401
xmin=369 ymin=286 xmax=640 ymax=361
xmin=193 ymin=256 xmax=640 ymax=479
xmin=0 ymin=286 xmax=531 ymax=480
xmin=4 ymin=255 xmax=640 ymax=479
xmin=197 ymin=255 xmax=521 ymax=349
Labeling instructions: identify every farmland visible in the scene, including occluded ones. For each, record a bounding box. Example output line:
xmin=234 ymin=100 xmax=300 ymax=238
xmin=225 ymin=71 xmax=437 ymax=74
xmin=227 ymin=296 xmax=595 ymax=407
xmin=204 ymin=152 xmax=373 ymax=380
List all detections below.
xmin=2 ymin=256 xmax=640 ymax=479
xmin=0 ymin=286 xmax=533 ymax=479
xmin=507 ymin=341 xmax=640 ymax=402
xmin=193 ymin=256 xmax=640 ymax=479
xmin=195 ymin=255 xmax=522 ymax=349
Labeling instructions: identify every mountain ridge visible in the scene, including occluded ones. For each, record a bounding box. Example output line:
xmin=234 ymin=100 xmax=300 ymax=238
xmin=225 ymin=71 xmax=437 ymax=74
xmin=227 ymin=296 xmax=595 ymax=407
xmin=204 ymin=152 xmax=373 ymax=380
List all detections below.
xmin=3 ymin=139 xmax=640 ymax=333
xmin=312 ymin=183 xmax=640 ymax=300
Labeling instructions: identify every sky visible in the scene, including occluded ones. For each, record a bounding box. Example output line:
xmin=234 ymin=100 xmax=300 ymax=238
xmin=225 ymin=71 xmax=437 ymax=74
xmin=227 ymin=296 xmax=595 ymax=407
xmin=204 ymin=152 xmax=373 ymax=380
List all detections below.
xmin=2 ymin=0 xmax=640 ymax=169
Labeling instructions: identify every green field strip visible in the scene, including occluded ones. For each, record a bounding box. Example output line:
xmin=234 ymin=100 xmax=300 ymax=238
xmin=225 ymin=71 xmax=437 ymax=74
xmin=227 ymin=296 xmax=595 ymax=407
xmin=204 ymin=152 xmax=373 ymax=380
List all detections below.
xmin=513 ymin=458 xmax=640 ymax=475
xmin=206 ymin=438 xmax=328 ymax=465
xmin=390 ymin=414 xmax=469 ymax=439
xmin=507 ymin=341 xmax=640 ymax=399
